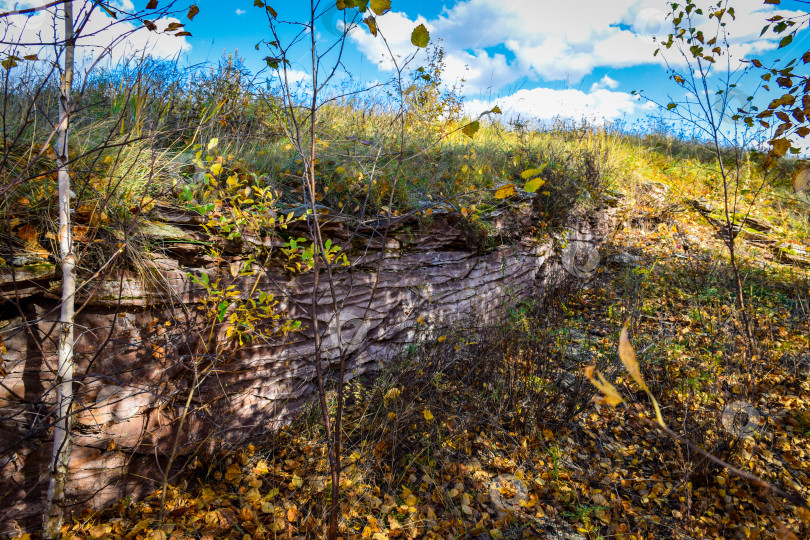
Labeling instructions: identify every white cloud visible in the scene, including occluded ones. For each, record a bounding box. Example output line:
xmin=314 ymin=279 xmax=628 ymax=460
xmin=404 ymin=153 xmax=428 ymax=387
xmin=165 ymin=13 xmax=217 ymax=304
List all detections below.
xmin=0 ymin=0 xmax=191 ymax=70
xmin=348 ymin=0 xmax=801 ymax=94
xmin=442 ymin=48 xmax=518 ymax=93
xmin=235 ymin=9 xmax=246 ymax=16
xmin=272 ymin=68 xmax=310 ymax=86
xmin=466 ymin=87 xmax=641 ymax=124
xmin=348 ymin=11 xmax=429 ymax=72
xmin=590 ymin=75 xmax=620 ymax=92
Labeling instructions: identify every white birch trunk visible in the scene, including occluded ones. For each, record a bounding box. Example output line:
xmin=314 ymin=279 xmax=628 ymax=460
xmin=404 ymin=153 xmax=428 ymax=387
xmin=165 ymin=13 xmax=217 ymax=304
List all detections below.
xmin=43 ymin=1 xmax=76 ymax=537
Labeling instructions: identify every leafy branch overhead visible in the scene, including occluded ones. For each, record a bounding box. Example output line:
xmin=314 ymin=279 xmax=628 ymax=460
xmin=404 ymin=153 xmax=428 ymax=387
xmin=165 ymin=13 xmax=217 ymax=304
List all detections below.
xmin=655 ymin=0 xmax=809 ymax=181
xmin=461 ymin=106 xmax=501 ymax=139
xmin=747 ymin=0 xmax=810 ymax=178
xmin=411 ymin=23 xmax=430 ymax=47
xmin=253 ymin=2 xmax=427 ymax=50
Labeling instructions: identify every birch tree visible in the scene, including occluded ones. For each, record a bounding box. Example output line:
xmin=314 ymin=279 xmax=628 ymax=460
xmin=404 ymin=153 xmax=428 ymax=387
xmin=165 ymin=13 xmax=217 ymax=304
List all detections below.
xmin=42 ymin=1 xmax=75 ymax=536
xmin=0 ymin=0 xmax=196 ymax=535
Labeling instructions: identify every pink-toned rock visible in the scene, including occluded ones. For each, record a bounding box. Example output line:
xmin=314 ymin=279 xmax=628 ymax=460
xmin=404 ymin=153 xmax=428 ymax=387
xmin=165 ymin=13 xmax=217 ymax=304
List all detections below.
xmin=0 ymin=205 xmax=615 ymax=530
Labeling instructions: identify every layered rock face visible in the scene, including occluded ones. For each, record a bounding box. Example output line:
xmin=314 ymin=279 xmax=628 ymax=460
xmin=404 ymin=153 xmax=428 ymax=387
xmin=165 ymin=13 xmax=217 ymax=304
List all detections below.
xmin=0 ymin=201 xmax=614 ymax=530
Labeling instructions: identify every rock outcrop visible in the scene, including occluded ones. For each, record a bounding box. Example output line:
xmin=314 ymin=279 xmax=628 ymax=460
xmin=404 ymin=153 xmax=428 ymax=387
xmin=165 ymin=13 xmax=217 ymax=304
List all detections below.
xmin=0 ymin=199 xmax=616 ymax=530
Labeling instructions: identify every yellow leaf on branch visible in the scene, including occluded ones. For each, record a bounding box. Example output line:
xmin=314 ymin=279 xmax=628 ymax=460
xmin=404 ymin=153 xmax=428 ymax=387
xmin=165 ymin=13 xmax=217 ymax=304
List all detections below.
xmin=619 ymin=319 xmax=648 ymax=392
xmin=584 ymin=365 xmax=624 ymax=407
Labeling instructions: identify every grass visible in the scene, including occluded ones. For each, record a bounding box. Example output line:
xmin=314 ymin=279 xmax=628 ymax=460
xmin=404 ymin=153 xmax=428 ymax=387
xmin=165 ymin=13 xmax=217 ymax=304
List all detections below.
xmin=72 ymin=191 xmax=810 ymax=538
xmin=3 ymin=53 xmax=806 ymax=264
xmin=3 ymin=52 xmax=810 ymax=539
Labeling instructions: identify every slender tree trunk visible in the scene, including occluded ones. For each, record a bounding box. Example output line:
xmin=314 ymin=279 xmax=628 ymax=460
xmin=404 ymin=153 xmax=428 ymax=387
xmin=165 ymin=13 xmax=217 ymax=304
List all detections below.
xmin=43 ymin=2 xmax=75 ymax=537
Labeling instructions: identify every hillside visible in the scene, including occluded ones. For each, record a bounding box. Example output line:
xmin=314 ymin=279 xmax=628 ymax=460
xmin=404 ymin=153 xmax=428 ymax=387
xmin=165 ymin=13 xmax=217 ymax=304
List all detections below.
xmin=2 ymin=54 xmax=810 ymax=540
xmin=5 ymin=129 xmax=810 ymax=540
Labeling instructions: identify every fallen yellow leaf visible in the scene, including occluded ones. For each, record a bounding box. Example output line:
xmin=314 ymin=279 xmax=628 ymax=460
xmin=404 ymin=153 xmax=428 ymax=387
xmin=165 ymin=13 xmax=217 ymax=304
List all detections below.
xmin=494 ymin=184 xmax=516 ymax=199
xmin=384 ymin=387 xmax=401 ymax=402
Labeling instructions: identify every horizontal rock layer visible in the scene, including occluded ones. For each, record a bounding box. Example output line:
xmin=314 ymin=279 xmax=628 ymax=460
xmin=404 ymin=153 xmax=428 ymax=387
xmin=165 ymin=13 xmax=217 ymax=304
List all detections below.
xmin=0 ymin=202 xmax=615 ymax=530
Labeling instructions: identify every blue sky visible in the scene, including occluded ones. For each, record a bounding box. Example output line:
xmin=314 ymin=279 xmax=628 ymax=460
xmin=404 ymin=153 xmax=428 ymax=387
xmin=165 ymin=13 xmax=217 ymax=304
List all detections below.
xmin=175 ymin=0 xmax=809 ymax=134
xmin=3 ymin=0 xmax=808 ymax=136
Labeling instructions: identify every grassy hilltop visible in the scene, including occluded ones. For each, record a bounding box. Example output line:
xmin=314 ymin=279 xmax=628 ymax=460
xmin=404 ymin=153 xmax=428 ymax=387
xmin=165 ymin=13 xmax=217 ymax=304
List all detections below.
xmin=3 ymin=54 xmax=810 ymax=540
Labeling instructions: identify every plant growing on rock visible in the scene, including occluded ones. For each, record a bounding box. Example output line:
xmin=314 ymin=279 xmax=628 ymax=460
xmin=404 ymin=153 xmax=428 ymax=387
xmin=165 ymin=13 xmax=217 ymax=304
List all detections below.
xmin=155 ymin=136 xmax=310 ymax=516
xmin=254 ymin=1 xmax=433 ymax=537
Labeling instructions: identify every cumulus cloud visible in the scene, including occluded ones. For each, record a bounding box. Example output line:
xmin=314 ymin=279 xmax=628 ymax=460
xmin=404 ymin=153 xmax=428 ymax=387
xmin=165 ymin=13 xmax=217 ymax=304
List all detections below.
xmin=348 ymin=11 xmax=430 ymax=72
xmin=0 ymin=0 xmax=191 ymax=69
xmin=235 ymin=9 xmax=246 ymax=16
xmin=348 ymin=0 xmax=800 ymax=94
xmin=269 ymin=68 xmax=310 ymax=86
xmin=442 ymin=48 xmax=518 ymax=94
xmin=590 ymin=75 xmax=620 ymax=92
xmin=465 ymin=87 xmax=641 ymax=124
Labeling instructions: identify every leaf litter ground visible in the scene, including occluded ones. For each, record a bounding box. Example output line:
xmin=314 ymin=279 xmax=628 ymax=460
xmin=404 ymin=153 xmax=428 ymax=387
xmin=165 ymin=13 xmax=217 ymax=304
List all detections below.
xmin=34 ymin=189 xmax=810 ymax=540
